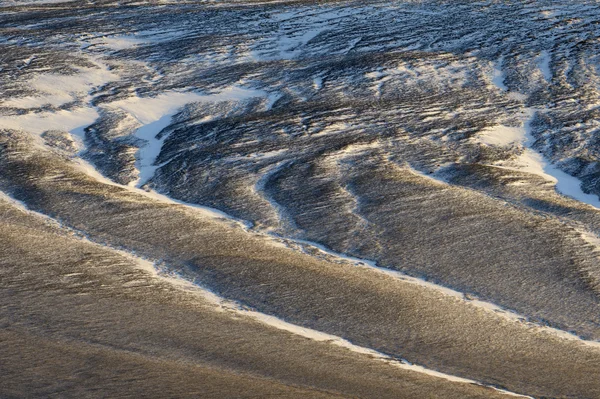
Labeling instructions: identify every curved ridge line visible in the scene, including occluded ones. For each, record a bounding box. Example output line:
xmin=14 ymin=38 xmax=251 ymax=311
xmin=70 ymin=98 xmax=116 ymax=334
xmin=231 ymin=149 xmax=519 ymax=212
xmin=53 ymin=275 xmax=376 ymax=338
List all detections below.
xmin=66 ymin=151 xmax=600 ymax=349
xmin=0 ymin=189 xmax=532 ymax=398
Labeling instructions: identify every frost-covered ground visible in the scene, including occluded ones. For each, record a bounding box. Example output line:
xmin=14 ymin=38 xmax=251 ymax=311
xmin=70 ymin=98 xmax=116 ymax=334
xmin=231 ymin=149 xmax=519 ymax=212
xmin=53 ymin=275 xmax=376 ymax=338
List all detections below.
xmin=3 ymin=0 xmax=600 ymax=398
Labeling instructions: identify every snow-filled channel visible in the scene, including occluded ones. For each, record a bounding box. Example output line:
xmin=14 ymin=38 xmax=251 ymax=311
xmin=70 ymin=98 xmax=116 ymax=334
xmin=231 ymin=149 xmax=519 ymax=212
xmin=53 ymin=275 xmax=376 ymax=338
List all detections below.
xmin=497 ymin=109 xmax=600 ymax=208
xmin=486 ymin=59 xmax=600 ymax=209
xmin=105 ymin=87 xmax=271 ymax=187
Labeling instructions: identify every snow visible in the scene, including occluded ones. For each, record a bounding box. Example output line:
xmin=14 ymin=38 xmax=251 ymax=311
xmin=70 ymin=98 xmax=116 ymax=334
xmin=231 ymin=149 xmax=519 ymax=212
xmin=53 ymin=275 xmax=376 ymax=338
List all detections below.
xmin=2 ymin=17 xmax=598 ymax=378
xmin=87 ymin=29 xmax=187 ymax=51
xmin=67 ymin=152 xmax=253 ymax=229
xmin=252 ymin=5 xmax=378 ymax=60
xmin=313 ymin=76 xmax=323 ymax=90
xmin=115 ymin=235 xmax=533 ymax=398
xmin=483 ymin=62 xmax=600 ymax=208
xmin=538 ymin=50 xmax=553 ymax=82
xmin=404 ymin=165 xmax=600 ymax=343
xmin=0 ymin=80 xmax=257 ymax=226
xmin=0 ymin=107 xmax=100 ymax=136
xmin=239 ymin=306 xmax=531 ymax=399
xmin=491 ymin=58 xmax=508 ymax=91
xmin=64 ymin=121 xmax=600 ymax=350
xmin=228 ymin=149 xmax=288 ymax=162
xmin=477 ymin=124 xmax=522 ymax=146
xmin=292 ymin=230 xmax=577 ymax=343
xmin=1 ymin=189 xmax=534 ymax=397
xmin=489 ymin=59 xmax=528 ymax=100
xmin=500 ymin=148 xmax=558 ymax=182
xmin=279 ymin=29 xmax=323 ymax=58
xmin=522 ymin=149 xmax=600 ymax=207
xmin=0 ymin=97 xmax=592 ymax=399
xmin=105 ymin=87 xmax=269 ymax=187
xmin=108 ymin=87 xmax=267 ymax=124
xmin=2 ymin=81 xmax=257 ymax=227
xmin=364 ymin=61 xmax=470 ymax=93
xmin=131 ymin=115 xmax=173 ymax=186
xmin=311 ymin=121 xmax=352 ymax=137
xmin=91 ymin=35 xmax=147 ymax=50
xmin=3 ymin=63 xmax=119 ymax=109
xmin=493 ymin=109 xmax=600 ymax=208
xmin=326 ymin=142 xmax=382 ymax=160
xmin=265 ymin=92 xmax=282 ymax=110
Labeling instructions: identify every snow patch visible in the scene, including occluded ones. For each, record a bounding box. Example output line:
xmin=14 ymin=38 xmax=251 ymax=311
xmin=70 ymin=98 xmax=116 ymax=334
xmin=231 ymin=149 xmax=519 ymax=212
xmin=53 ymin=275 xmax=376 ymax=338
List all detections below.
xmin=313 ymin=76 xmax=323 ymax=90
xmin=0 ymin=107 xmax=100 ymax=136
xmin=105 ymin=87 xmax=269 ymax=187
xmin=538 ymin=50 xmax=553 ymax=82
xmin=108 ymin=87 xmax=267 ymax=125
xmin=528 ymin=151 xmax=600 ymax=207
xmin=91 ymin=35 xmax=147 ymax=50
xmin=130 ymin=115 xmax=173 ymax=186
xmin=253 ymin=6 xmax=377 ymax=60
xmin=3 ymin=63 xmax=119 ymax=109
xmin=87 ymin=29 xmax=187 ymax=51
xmin=491 ymin=58 xmax=507 ymax=91
xmin=477 ymin=124 xmax=522 ymax=147
xmin=492 ymin=108 xmax=600 ymax=208
xmin=265 ymin=92 xmax=282 ymax=110
xmin=278 ymin=29 xmax=323 ymax=59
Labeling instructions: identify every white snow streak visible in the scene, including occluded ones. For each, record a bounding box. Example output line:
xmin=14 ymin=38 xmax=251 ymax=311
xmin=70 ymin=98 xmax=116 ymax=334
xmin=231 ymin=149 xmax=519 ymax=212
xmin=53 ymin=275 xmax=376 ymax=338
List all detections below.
xmin=2 ymin=48 xmax=600 ymax=395
xmin=0 ymin=107 xmax=100 ymax=136
xmin=491 ymin=58 xmax=508 ymax=91
xmin=486 ymin=58 xmax=600 ymax=208
xmin=0 ymin=188 xmax=531 ymax=398
xmin=2 ymin=62 xmax=119 ymax=109
xmin=538 ymin=50 xmax=553 ymax=82
xmin=105 ymin=87 xmax=270 ymax=187
xmin=493 ymin=109 xmax=600 ymax=208
xmin=477 ymin=124 xmax=522 ymax=147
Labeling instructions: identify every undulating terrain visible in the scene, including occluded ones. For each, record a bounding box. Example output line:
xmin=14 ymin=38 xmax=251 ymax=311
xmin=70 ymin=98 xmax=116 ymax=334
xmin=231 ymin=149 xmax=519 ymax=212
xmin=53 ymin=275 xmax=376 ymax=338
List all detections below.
xmin=3 ymin=0 xmax=600 ymax=398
